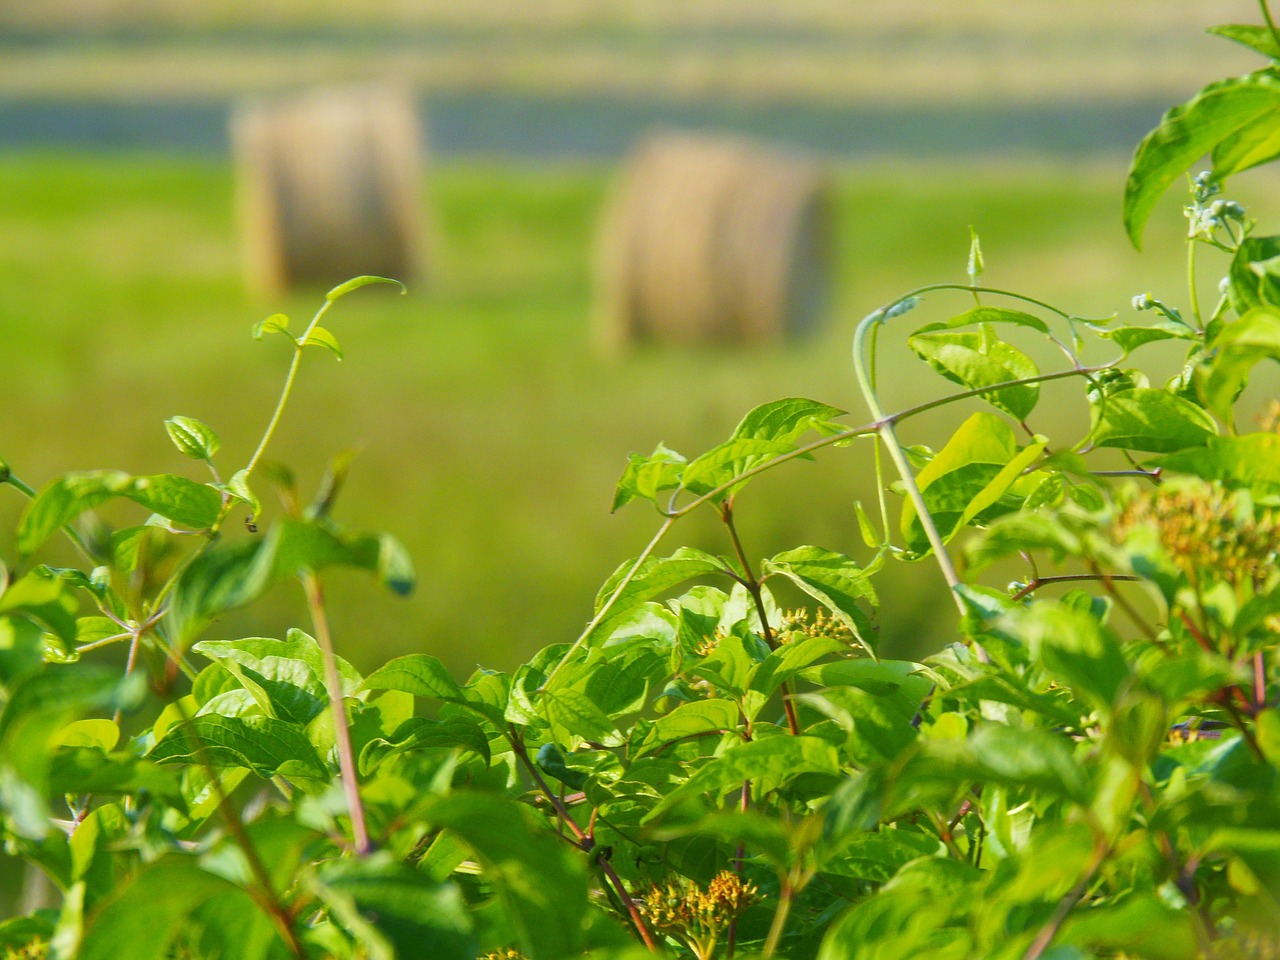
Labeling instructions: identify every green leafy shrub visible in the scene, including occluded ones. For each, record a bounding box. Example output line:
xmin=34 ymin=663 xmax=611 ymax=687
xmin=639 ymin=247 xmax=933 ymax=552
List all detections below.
xmin=5 ymin=10 xmax=1280 ymax=960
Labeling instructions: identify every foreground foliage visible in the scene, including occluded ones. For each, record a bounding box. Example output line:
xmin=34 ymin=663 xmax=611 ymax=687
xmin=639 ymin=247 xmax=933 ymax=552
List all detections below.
xmin=5 ymin=9 xmax=1280 ymax=960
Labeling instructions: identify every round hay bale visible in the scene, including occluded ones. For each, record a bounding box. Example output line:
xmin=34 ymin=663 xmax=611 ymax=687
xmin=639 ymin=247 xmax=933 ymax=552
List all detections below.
xmin=596 ymin=133 xmax=831 ymax=352
xmin=232 ymin=86 xmax=426 ymax=298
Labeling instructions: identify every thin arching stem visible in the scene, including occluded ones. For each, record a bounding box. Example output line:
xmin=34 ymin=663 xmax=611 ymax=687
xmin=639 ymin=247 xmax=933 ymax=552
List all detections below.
xmin=244 ymin=298 xmax=337 ymax=482
xmin=301 ymin=570 xmax=371 ymax=854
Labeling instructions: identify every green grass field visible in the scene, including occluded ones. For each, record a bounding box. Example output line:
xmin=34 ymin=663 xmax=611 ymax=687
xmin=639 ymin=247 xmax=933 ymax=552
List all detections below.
xmin=0 ymin=152 xmax=1230 ymax=674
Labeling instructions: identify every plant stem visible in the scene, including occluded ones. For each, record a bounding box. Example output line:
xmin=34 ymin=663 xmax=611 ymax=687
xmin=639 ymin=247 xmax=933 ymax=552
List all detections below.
xmin=300 ymin=570 xmax=371 ymax=854
xmin=509 ymin=732 xmax=659 ymax=950
xmin=542 ymin=515 xmax=676 ymax=690
xmin=244 ymin=299 xmax=336 ymax=482
xmin=1187 ymin=238 xmax=1205 ymax=331
xmin=1010 ymin=573 xmax=1141 ymax=603
xmin=761 ymin=878 xmax=794 ymax=959
xmin=1262 ymin=0 xmax=1280 ymax=55
xmin=174 ymin=698 xmax=308 ymax=959
xmin=720 ymin=503 xmax=802 ymax=735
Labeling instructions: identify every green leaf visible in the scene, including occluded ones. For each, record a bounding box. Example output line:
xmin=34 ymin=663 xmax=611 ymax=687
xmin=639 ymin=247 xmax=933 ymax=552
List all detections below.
xmin=421 ymin=792 xmax=590 ymax=960
xmin=326 ymin=275 xmax=406 ymax=301
xmin=542 ymin=688 xmax=623 ymax=747
xmin=801 ymin=685 xmax=919 ymax=765
xmin=167 ymin=538 xmax=274 ymax=649
xmin=1125 ymin=70 xmax=1280 ymax=247
xmin=79 ymin=858 xmax=242 ymax=960
xmin=900 ymin=412 xmax=1043 ymax=554
xmin=16 ymin=471 xmax=130 ymax=554
xmin=364 ymin=654 xmax=465 ymax=702
xmin=731 ymin=397 xmax=847 ymax=445
xmin=1157 ymin=432 xmax=1280 ymax=492
xmin=588 ymin=548 xmax=727 ymax=644
xmin=361 ymin=715 xmax=491 ymax=774
xmin=1197 ymin=307 xmax=1280 ymax=422
xmin=1229 ymin=236 xmax=1280 ymax=312
xmin=648 ymin=736 xmax=841 ymax=820
xmin=636 ymin=699 xmax=739 ymax=756
xmin=1214 ymin=109 xmax=1280 ymax=180
xmin=1209 ymin=23 xmax=1280 ymax=59
xmin=164 ymin=416 xmax=221 ymax=461
xmin=918 ymin=724 xmax=1091 ymax=804
xmin=612 ymin=442 xmax=686 ymax=512
xmin=911 ymin=306 xmax=1049 ymax=334
xmin=1005 ymin=601 xmax=1131 ymax=713
xmin=250 ymin=312 xmax=290 ymax=339
xmin=148 ymin=714 xmax=328 ymax=782
xmin=761 ymin=546 xmax=878 ymax=655
xmin=299 ymin=325 xmax=343 ymax=360
xmin=909 ymin=326 xmax=1041 ymax=419
xmin=680 ymin=398 xmax=846 ymax=500
xmin=0 ymin=569 xmax=80 ymax=648
xmin=225 ymin=467 xmax=261 ymax=516
xmin=1099 ymin=322 xmax=1197 ymax=355
xmin=310 ymin=855 xmax=474 ymax=960
xmin=1088 ymin=388 xmax=1217 ymax=453
xmin=125 ymin=474 xmax=222 ymax=529
xmin=18 ymin=470 xmax=222 ymax=551
xmin=967 ymin=226 xmax=984 ymax=283
xmin=194 ymin=633 xmax=360 ymax=726
xmin=1059 ymin=894 xmax=1199 ymax=959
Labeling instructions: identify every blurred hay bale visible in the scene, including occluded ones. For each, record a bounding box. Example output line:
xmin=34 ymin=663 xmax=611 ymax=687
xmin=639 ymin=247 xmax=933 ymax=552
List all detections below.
xmin=596 ymin=133 xmax=831 ymax=351
xmin=232 ymin=86 xmax=426 ymax=298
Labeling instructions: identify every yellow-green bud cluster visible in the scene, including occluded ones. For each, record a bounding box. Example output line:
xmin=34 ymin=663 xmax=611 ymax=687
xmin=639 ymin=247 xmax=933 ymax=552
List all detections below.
xmin=642 ymin=870 xmax=759 ymax=959
xmin=779 ymin=607 xmax=854 ymax=646
xmin=1113 ymin=481 xmax=1280 ymax=592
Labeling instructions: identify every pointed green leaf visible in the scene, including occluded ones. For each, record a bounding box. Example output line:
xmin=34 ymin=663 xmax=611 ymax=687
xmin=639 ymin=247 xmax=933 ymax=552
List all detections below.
xmin=16 ymin=470 xmax=131 ymax=554
xmin=1229 ymin=236 xmax=1280 ymax=312
xmin=911 ymin=306 xmax=1049 ymax=335
xmin=1209 ymin=23 xmax=1280 ymax=59
xmin=126 ymin=474 xmax=221 ymax=530
xmin=164 ymin=416 xmax=221 ymax=461
xmin=194 ymin=633 xmax=360 ymax=725
xmin=588 ymin=548 xmax=727 ymax=643
xmin=1088 ymin=387 xmax=1217 ymax=453
xmin=148 ymin=714 xmax=328 ymax=781
xmin=1197 ymin=307 xmax=1280 ymax=421
xmin=326 ymin=275 xmax=406 ymax=301
xmin=300 ymin=325 xmax=343 ymax=360
xmin=250 ymin=312 xmax=290 ymax=339
xmin=310 ymin=855 xmax=474 ymax=960
xmin=364 ymin=654 xmax=465 ymax=702
xmin=900 ymin=413 xmax=1040 ymax=553
xmin=225 ymin=468 xmax=261 ymax=516
xmin=612 ymin=442 xmax=687 ymax=512
xmin=1125 ymin=70 xmax=1280 ymax=247
xmin=636 ymin=699 xmax=740 ymax=757
xmin=648 ymin=736 xmax=841 ymax=820
xmin=908 ymin=325 xmax=1040 ymax=419
xmin=1157 ymin=432 xmax=1280 ymax=492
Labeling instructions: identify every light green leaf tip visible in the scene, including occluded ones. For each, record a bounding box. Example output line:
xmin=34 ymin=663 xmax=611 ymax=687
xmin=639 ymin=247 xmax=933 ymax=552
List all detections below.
xmin=325 ymin=275 xmax=406 ymax=301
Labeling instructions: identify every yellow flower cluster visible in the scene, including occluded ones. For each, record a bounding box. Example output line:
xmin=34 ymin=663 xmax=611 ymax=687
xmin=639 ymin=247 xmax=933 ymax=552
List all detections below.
xmin=779 ymin=607 xmax=854 ymax=646
xmin=1113 ymin=481 xmax=1280 ymax=591
xmin=478 ymin=950 xmax=529 ymax=960
xmin=643 ymin=870 xmax=759 ymax=959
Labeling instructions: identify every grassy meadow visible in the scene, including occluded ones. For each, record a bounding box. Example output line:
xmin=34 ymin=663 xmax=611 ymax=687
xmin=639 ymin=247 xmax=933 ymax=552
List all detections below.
xmin=0 ymin=150 xmax=1250 ymax=675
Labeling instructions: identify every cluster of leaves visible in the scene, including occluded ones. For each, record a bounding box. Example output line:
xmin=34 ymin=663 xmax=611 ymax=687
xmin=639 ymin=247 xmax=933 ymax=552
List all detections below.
xmin=5 ymin=8 xmax=1280 ymax=960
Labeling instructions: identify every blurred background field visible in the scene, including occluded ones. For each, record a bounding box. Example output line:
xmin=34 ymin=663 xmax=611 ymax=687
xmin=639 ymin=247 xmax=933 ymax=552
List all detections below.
xmin=1 ymin=0 xmax=1276 ymax=679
